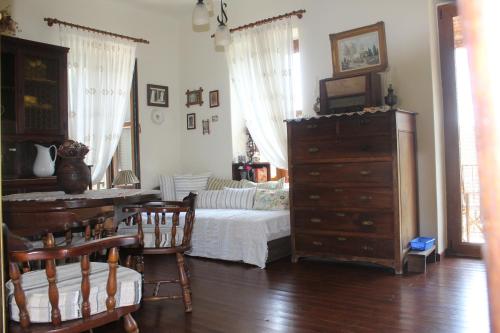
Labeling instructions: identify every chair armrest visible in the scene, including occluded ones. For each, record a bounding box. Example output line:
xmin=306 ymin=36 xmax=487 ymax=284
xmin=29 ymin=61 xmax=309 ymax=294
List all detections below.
xmin=9 ymin=235 xmax=139 ymax=263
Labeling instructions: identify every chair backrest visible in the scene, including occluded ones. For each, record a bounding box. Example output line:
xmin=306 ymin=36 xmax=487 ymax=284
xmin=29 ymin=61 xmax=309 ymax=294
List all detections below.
xmin=122 ymin=193 xmax=197 ymax=250
xmin=7 ymin=230 xmax=139 ymax=330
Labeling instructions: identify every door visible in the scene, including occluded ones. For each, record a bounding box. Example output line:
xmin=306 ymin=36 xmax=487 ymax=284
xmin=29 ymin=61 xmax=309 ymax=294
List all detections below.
xmin=439 ymin=3 xmax=483 ymax=257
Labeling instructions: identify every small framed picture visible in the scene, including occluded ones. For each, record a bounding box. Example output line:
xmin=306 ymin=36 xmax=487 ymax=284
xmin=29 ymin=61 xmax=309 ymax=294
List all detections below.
xmin=147 ymin=84 xmax=168 ymax=107
xmin=211 ymin=115 xmax=219 ymax=122
xmin=209 ymin=90 xmax=220 ymax=108
xmin=186 ymin=88 xmax=203 ymax=107
xmin=202 ymin=119 xmax=210 ymax=135
xmin=187 ymin=113 xmax=196 ymax=130
xmin=330 ymin=21 xmax=388 ymax=79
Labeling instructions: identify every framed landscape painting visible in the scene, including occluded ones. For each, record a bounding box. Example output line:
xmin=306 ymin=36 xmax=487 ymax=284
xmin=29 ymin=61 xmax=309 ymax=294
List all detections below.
xmin=330 ymin=22 xmax=388 ymax=78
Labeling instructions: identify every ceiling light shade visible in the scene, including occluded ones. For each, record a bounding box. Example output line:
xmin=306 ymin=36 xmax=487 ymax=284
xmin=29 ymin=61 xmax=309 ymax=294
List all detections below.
xmin=192 ymin=0 xmax=209 ymax=26
xmin=215 ymin=24 xmax=231 ymax=47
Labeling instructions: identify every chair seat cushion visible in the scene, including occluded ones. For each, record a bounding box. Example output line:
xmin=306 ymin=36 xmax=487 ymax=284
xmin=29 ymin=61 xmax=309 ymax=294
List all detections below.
xmin=6 ymin=262 xmax=141 ymax=323
xmin=28 ymin=234 xmax=88 ymax=249
xmin=117 ymin=224 xmax=184 ymax=248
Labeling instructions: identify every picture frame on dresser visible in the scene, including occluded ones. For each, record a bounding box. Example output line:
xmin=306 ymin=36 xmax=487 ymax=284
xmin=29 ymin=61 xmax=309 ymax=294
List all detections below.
xmin=330 ymin=21 xmax=388 ymax=79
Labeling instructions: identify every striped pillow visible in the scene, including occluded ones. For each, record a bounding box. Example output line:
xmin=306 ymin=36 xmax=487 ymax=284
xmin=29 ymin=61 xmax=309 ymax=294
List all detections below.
xmin=159 ymin=175 xmax=176 ymax=201
xmin=207 ymin=177 xmax=243 ymax=190
xmin=216 ymin=187 xmax=256 ymax=210
xmin=241 ymin=177 xmax=285 ymax=190
xmin=173 ymin=173 xmax=211 ymax=200
xmin=196 ymin=190 xmax=221 ymax=209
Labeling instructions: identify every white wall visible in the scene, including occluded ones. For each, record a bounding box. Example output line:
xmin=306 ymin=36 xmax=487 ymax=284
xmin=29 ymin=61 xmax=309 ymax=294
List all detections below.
xmin=8 ymin=0 xmax=183 ymax=190
xmin=178 ymin=0 xmax=444 ymax=249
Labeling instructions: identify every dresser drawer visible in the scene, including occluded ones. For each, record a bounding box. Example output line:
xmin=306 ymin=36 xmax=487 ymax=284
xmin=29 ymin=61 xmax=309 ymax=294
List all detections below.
xmin=293 ymin=161 xmax=393 ymax=185
xmin=294 ymin=210 xmax=393 ymax=236
xmin=293 ymin=185 xmax=393 ymax=209
xmin=291 ymin=135 xmax=392 ymax=163
xmin=295 ymin=233 xmax=394 ymax=259
xmin=338 ymin=113 xmax=391 ymax=137
xmin=290 ymin=119 xmax=336 ymax=142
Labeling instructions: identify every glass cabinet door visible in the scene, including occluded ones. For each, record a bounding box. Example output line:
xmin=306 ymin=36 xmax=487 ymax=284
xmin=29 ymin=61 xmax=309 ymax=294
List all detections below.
xmin=1 ymin=51 xmax=17 ymax=134
xmin=22 ymin=54 xmax=60 ymax=133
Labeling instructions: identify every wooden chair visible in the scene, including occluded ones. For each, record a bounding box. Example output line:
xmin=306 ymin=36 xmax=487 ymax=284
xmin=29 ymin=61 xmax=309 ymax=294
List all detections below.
xmin=119 ymin=193 xmax=196 ymax=312
xmin=5 ymin=221 xmax=142 ymax=333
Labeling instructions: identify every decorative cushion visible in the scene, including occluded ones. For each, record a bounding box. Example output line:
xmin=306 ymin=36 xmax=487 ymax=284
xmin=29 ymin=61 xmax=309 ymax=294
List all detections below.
xmin=6 ymin=262 xmax=141 ymax=323
xmin=216 ymin=187 xmax=256 ymax=210
xmin=159 ymin=175 xmax=176 ymax=201
xmin=240 ymin=177 xmax=285 ymax=190
xmin=196 ymin=190 xmax=221 ymax=209
xmin=206 ymin=177 xmax=242 ymax=190
xmin=117 ymin=224 xmax=185 ymax=248
xmin=253 ymin=189 xmax=289 ymax=210
xmin=173 ymin=173 xmax=211 ymax=201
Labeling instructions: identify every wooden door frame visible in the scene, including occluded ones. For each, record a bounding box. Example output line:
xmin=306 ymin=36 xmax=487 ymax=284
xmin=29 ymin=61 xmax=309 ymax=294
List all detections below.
xmin=438 ymin=3 xmax=481 ymax=257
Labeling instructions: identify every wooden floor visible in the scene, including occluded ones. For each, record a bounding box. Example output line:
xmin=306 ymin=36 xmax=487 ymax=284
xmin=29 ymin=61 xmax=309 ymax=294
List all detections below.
xmin=96 ymin=255 xmax=490 ymax=333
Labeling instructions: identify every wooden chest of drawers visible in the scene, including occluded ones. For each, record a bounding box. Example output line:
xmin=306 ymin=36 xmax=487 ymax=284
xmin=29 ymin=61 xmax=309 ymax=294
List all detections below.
xmin=286 ymin=109 xmax=418 ymax=274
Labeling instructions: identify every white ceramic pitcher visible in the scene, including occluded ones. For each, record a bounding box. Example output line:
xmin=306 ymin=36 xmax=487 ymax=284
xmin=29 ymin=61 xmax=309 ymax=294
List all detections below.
xmin=33 ymin=144 xmax=57 ymax=177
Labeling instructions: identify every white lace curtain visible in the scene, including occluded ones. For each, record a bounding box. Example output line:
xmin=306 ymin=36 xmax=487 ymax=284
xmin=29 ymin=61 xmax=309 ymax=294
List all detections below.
xmin=60 ymin=28 xmax=136 ymax=183
xmin=226 ymin=18 xmax=295 ymax=170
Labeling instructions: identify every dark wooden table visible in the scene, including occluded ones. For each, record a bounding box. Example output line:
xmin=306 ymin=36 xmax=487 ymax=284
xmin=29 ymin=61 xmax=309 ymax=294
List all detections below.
xmin=2 ymin=189 xmax=161 ymax=234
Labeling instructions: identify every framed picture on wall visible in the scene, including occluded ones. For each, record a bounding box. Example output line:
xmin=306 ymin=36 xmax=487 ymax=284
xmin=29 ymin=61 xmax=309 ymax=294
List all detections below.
xmin=187 ymin=113 xmax=196 ymax=130
xmin=209 ymin=90 xmax=219 ymax=108
xmin=186 ymin=87 xmax=203 ymax=107
xmin=147 ymin=84 xmax=168 ymax=107
xmin=330 ymin=21 xmax=388 ymax=79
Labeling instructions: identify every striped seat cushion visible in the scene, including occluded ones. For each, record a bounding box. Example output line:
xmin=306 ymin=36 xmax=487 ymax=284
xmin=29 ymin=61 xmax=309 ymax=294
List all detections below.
xmin=6 ymin=262 xmax=141 ymax=323
xmin=216 ymin=187 xmax=256 ymax=210
xmin=206 ymin=177 xmax=242 ymax=190
xmin=173 ymin=173 xmax=211 ymax=200
xmin=117 ymin=224 xmax=185 ymax=248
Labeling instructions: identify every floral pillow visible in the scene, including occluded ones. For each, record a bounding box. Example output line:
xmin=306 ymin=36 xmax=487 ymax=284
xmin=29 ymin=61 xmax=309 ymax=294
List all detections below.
xmin=241 ymin=177 xmax=285 ymax=190
xmin=253 ymin=189 xmax=289 ymax=211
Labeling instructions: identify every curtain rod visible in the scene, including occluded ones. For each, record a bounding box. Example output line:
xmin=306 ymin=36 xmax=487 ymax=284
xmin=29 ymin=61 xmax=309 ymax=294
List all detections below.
xmin=210 ymin=9 xmax=306 ymax=38
xmin=44 ymin=18 xmax=150 ymax=44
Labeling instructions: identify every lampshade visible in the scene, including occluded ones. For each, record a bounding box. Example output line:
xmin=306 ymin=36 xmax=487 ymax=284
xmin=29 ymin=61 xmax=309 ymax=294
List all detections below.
xmin=112 ymin=170 xmax=139 ymax=186
xmin=215 ymin=23 xmax=231 ymax=47
xmin=192 ymin=0 xmax=209 ymax=26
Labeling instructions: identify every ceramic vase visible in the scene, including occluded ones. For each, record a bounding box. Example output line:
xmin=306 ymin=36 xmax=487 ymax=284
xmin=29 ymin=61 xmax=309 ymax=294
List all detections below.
xmin=56 ymin=157 xmax=91 ymax=194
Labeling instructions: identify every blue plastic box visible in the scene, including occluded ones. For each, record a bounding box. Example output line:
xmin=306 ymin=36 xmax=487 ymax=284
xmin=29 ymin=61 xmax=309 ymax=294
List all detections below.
xmin=410 ymin=237 xmax=435 ymax=251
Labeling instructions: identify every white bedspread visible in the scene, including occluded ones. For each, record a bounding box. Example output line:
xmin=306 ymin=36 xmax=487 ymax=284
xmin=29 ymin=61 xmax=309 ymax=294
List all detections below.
xmin=118 ymin=209 xmax=290 ymax=268
xmin=190 ymin=209 xmax=290 ymax=268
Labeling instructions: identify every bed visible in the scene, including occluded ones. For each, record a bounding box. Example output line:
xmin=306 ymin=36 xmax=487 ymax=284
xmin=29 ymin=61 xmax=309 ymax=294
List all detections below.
xmin=118 ymin=209 xmax=291 ymax=268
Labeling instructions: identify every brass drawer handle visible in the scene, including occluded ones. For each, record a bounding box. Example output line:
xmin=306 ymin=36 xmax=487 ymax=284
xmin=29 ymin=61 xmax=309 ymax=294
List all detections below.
xmin=360 ymin=195 xmax=373 ymax=201
xmin=8 ymin=148 xmax=16 ymax=152
xmin=308 ymin=147 xmax=320 ymax=153
xmin=362 ymin=245 xmax=374 ymax=251
xmin=309 ymin=171 xmax=321 ymax=176
xmin=337 ymin=237 xmax=347 ymax=241
xmin=312 ymin=241 xmax=323 ymax=246
xmin=335 ymin=213 xmax=346 ymax=217
xmin=310 ymin=218 xmax=322 ymax=223
xmin=334 ymin=164 xmax=344 ymax=168
xmin=307 ymin=124 xmax=318 ymax=129
xmin=334 ymin=188 xmax=344 ymax=193
xmin=360 ymin=170 xmax=372 ymax=176
xmin=309 ymin=195 xmax=321 ymax=200
xmin=361 ymin=220 xmax=374 ymax=226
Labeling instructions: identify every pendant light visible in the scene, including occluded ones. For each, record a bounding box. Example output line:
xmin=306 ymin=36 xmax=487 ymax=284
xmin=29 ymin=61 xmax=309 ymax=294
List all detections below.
xmin=192 ymin=0 xmax=209 ymax=26
xmin=214 ymin=0 xmax=230 ymax=47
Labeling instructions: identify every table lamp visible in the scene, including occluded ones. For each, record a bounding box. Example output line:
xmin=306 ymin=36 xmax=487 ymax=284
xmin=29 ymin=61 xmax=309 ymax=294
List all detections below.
xmin=112 ymin=170 xmax=140 ymax=188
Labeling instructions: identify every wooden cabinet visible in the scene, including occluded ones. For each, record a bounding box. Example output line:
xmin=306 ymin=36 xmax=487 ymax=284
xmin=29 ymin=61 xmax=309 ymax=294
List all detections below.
xmin=231 ymin=162 xmax=271 ymax=182
xmin=1 ymin=36 xmax=68 ymax=194
xmin=286 ymin=109 xmax=418 ymax=274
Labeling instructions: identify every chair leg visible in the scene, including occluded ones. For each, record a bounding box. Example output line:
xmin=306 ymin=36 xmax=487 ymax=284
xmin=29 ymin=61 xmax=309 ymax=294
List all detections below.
xmin=123 ymin=313 xmax=139 ymax=333
xmin=176 ymin=253 xmax=192 ymax=312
